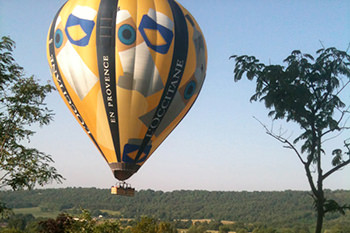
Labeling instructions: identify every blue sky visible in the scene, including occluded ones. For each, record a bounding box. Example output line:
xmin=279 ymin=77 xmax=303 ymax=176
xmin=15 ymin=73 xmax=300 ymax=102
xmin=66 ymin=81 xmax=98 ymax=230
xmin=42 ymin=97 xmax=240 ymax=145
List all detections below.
xmin=1 ymin=0 xmax=349 ymax=191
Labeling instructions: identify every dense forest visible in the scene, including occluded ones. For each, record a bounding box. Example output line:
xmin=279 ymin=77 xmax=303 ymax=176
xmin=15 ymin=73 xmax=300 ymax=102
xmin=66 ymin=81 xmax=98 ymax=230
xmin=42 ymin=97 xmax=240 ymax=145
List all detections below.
xmin=1 ymin=188 xmax=349 ymax=229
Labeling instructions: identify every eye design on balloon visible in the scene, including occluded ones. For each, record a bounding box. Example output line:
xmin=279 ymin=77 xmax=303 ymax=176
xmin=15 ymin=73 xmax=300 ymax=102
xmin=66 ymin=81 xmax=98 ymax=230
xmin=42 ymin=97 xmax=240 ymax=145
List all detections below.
xmin=54 ymin=29 xmax=64 ymax=48
xmin=118 ymin=24 xmax=136 ymax=45
xmin=184 ymin=81 xmax=196 ymax=100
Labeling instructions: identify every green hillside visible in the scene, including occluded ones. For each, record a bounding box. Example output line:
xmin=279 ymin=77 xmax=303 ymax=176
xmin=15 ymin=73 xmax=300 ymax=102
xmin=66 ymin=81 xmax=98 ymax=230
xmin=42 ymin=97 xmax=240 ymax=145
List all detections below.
xmin=1 ymin=188 xmax=349 ymax=228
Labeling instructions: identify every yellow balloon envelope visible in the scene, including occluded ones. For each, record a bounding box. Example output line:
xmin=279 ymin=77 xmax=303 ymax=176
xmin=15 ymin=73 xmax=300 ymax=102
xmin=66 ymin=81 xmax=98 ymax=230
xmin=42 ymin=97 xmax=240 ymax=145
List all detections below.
xmin=47 ymin=0 xmax=207 ymax=181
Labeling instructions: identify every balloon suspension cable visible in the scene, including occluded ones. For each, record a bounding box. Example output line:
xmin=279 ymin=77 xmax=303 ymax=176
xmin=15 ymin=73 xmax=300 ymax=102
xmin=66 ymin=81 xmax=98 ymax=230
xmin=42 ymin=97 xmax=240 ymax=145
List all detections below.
xmin=111 ymin=181 xmax=135 ymax=197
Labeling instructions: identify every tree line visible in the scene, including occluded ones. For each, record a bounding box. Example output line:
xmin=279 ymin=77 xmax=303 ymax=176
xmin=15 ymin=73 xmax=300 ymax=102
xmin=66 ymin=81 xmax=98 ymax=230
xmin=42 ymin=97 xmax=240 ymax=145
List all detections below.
xmin=0 ymin=188 xmax=349 ymax=228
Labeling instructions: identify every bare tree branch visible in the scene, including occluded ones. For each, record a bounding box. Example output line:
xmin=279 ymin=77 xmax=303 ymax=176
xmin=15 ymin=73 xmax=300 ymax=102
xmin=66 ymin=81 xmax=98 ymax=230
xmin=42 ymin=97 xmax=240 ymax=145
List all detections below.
xmin=253 ymin=117 xmax=306 ymax=165
xmin=322 ymin=107 xmax=349 ymax=141
xmin=323 ymin=159 xmax=350 ymax=180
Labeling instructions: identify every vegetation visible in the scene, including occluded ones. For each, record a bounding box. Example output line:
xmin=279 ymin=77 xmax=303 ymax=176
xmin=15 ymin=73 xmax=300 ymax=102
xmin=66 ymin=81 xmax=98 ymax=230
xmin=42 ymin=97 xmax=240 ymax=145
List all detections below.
xmin=0 ymin=188 xmax=349 ymax=232
xmin=231 ymin=47 xmax=350 ymax=233
xmin=0 ymin=36 xmax=63 ymax=217
xmin=0 ymin=36 xmax=63 ymax=191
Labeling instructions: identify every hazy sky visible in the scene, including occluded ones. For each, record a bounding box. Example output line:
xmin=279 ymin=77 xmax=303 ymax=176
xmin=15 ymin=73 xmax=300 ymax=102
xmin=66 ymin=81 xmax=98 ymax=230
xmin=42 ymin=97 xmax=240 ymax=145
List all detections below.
xmin=1 ymin=0 xmax=349 ymax=192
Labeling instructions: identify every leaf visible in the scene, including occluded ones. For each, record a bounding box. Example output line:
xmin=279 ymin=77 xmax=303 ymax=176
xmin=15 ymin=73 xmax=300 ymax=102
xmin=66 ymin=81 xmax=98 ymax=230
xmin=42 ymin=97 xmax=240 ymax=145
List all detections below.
xmin=229 ymin=55 xmax=237 ymax=60
xmin=247 ymin=71 xmax=255 ymax=80
xmin=304 ymin=53 xmax=314 ymax=61
xmin=332 ymin=149 xmax=343 ymax=166
xmin=328 ymin=118 xmax=339 ymax=131
xmin=292 ymin=50 xmax=302 ymax=56
xmin=234 ymin=69 xmax=244 ymax=82
xmin=250 ymin=93 xmax=260 ymax=102
xmin=268 ymin=110 xmax=276 ymax=117
xmin=324 ymin=199 xmax=348 ymax=215
xmin=316 ymin=48 xmax=324 ymax=54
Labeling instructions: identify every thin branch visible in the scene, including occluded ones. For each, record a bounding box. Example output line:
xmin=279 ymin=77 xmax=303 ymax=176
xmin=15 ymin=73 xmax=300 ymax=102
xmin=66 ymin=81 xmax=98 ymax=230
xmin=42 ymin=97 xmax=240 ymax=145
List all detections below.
xmin=335 ymin=80 xmax=350 ymax=97
xmin=0 ymin=171 xmax=10 ymax=183
xmin=322 ymin=107 xmax=350 ymax=138
xmin=0 ymin=140 xmax=7 ymax=161
xmin=319 ymin=71 xmax=350 ymax=112
xmin=305 ymin=164 xmax=319 ymax=197
xmin=322 ymin=127 xmax=350 ymax=145
xmin=322 ymin=159 xmax=350 ymax=180
xmin=319 ymin=40 xmax=326 ymax=49
xmin=346 ymin=43 xmax=350 ymax=53
xmin=322 ymin=112 xmax=350 ymax=144
xmin=253 ymin=117 xmax=306 ymax=165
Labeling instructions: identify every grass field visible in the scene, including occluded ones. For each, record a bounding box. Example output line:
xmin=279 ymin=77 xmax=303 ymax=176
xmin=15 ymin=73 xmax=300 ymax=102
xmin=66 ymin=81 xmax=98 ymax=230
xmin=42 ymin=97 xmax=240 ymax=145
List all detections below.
xmin=13 ymin=207 xmax=60 ymax=219
xmin=100 ymin=209 xmax=121 ymax=216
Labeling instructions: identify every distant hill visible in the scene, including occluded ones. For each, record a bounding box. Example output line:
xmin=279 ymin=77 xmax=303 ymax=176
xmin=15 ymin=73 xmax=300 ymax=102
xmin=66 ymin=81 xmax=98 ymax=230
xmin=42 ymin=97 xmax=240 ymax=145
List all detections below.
xmin=1 ymin=188 xmax=349 ymax=227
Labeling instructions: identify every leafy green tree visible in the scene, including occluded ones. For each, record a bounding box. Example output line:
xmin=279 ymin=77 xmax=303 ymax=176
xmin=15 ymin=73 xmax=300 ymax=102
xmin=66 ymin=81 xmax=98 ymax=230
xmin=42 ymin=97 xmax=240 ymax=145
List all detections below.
xmin=236 ymin=229 xmax=248 ymax=233
xmin=130 ymin=217 xmax=158 ymax=233
xmin=187 ymin=224 xmax=207 ymax=233
xmin=94 ymin=220 xmax=121 ymax=233
xmin=252 ymin=226 xmax=277 ymax=233
xmin=219 ymin=225 xmax=231 ymax=233
xmin=157 ymin=221 xmax=177 ymax=233
xmin=0 ymin=36 xmax=63 ymax=214
xmin=68 ymin=209 xmax=96 ymax=233
xmin=37 ymin=210 xmax=122 ymax=233
xmin=293 ymin=225 xmax=310 ymax=233
xmin=328 ymin=222 xmax=350 ymax=233
xmin=207 ymin=220 xmax=222 ymax=230
xmin=38 ymin=213 xmax=75 ymax=233
xmin=174 ymin=219 xmax=192 ymax=229
xmin=130 ymin=217 xmax=176 ymax=233
xmin=7 ymin=214 xmax=35 ymax=231
xmin=231 ymin=47 xmax=350 ymax=233
xmin=0 ymin=202 xmax=12 ymax=219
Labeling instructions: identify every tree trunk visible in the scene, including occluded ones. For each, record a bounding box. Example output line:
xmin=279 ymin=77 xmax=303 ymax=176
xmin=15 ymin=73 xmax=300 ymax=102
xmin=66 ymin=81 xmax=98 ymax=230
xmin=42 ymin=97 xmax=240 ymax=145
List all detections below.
xmin=315 ymin=133 xmax=324 ymax=233
xmin=315 ymin=196 xmax=324 ymax=233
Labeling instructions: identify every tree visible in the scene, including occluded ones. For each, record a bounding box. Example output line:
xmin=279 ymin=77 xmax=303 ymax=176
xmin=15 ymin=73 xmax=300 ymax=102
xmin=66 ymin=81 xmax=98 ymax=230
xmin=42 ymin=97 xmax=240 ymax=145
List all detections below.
xmin=231 ymin=47 xmax=350 ymax=233
xmin=0 ymin=36 xmax=63 ymax=211
xmin=0 ymin=201 xmax=13 ymax=219
xmin=187 ymin=224 xmax=207 ymax=233
xmin=94 ymin=220 xmax=121 ymax=233
xmin=37 ymin=210 xmax=122 ymax=233
xmin=130 ymin=217 xmax=177 ymax=233
xmin=131 ymin=217 xmax=158 ymax=233
xmin=7 ymin=214 xmax=35 ymax=231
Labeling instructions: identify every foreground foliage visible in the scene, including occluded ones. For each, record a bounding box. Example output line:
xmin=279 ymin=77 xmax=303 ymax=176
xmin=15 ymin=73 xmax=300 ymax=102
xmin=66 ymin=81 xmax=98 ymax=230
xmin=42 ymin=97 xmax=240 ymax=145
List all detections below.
xmin=0 ymin=188 xmax=349 ymax=230
xmin=0 ymin=211 xmax=178 ymax=233
xmin=0 ymin=36 xmax=63 ymax=191
xmin=0 ymin=36 xmax=63 ymax=219
xmin=1 ymin=210 xmax=350 ymax=233
xmin=231 ymin=47 xmax=350 ymax=233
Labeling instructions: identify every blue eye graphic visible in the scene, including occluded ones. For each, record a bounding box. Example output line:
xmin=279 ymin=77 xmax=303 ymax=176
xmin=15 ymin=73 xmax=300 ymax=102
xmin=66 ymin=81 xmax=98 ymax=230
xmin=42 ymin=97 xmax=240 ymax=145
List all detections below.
xmin=65 ymin=14 xmax=95 ymax=47
xmin=54 ymin=29 xmax=64 ymax=48
xmin=139 ymin=14 xmax=173 ymax=54
xmin=118 ymin=24 xmax=136 ymax=45
xmin=184 ymin=81 xmax=196 ymax=100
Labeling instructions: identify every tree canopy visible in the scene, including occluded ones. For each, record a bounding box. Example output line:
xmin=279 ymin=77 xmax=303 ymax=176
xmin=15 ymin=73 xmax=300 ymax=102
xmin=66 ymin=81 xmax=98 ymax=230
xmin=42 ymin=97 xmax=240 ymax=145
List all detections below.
xmin=1 ymin=188 xmax=350 ymax=232
xmin=0 ymin=36 xmax=63 ymax=191
xmin=231 ymin=47 xmax=350 ymax=233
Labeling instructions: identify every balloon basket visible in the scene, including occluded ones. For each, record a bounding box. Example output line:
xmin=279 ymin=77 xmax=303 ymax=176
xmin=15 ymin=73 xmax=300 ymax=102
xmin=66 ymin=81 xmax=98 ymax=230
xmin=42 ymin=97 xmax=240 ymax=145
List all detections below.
xmin=111 ymin=182 xmax=135 ymax=197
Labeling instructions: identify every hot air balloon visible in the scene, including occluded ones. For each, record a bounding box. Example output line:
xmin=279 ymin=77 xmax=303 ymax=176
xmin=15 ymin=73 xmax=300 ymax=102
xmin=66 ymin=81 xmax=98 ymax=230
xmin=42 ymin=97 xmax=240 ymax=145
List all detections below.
xmin=47 ymin=0 xmax=207 ymax=195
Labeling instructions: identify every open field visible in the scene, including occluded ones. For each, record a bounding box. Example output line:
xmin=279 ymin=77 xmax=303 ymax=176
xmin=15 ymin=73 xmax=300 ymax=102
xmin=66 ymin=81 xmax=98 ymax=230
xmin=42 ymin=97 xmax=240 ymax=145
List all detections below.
xmin=13 ymin=207 xmax=60 ymax=219
xmin=100 ymin=209 xmax=121 ymax=216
